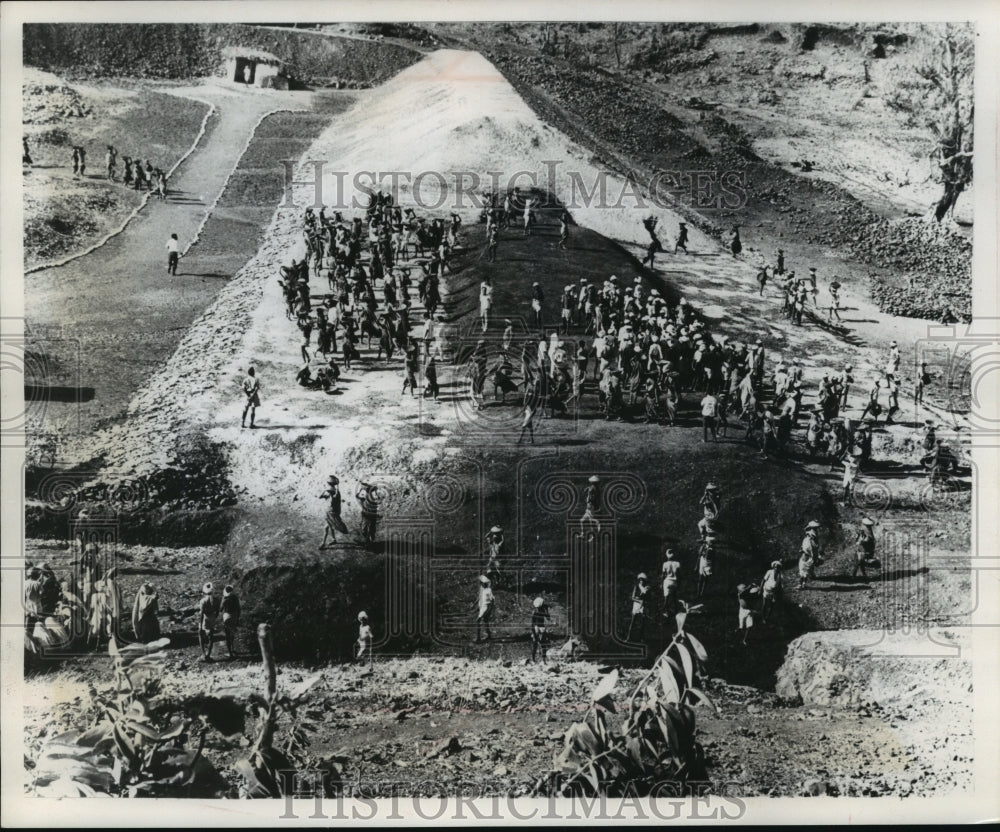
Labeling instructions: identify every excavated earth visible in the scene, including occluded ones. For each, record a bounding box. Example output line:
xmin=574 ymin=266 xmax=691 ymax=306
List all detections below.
xmin=23 ymin=46 xmax=974 ymax=796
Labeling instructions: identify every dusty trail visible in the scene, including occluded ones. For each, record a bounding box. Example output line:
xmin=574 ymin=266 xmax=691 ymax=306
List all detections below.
xmin=26 ymin=83 xmax=318 ymax=437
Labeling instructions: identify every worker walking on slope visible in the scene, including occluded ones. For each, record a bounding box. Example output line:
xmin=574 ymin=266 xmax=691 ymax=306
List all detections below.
xmin=356 ymin=482 xmax=381 ymax=543
xmin=198 ymin=582 xmax=221 ymax=662
xmin=661 ymin=548 xmax=681 ymax=618
xmin=530 ymin=596 xmax=551 ymax=663
xmin=320 ymin=474 xmax=347 ymax=548
xmin=760 ymin=560 xmax=783 ymax=622
xmin=475 ymin=575 xmax=495 ymax=643
xmin=486 ymin=223 xmax=499 ymax=263
xmin=484 ymin=525 xmax=504 ymax=586
xmin=853 ymin=517 xmax=878 ymax=579
xmin=241 ymin=366 xmax=261 ymax=429
xmin=735 ymin=583 xmax=757 ymax=645
xmin=674 ymin=221 xmax=689 ymax=255
xmin=642 ymin=216 xmax=663 ymax=268
xmin=356 ymin=611 xmax=374 ymax=667
xmin=626 ymin=573 xmax=650 ymax=641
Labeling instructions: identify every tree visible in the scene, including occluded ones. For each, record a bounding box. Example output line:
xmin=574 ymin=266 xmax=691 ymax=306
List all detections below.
xmin=918 ymin=25 xmax=974 ymax=222
xmin=611 ymin=23 xmax=625 ymax=68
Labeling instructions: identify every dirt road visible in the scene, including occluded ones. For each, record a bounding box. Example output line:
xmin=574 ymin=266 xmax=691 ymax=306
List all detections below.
xmin=25 ymin=83 xmax=321 ymax=440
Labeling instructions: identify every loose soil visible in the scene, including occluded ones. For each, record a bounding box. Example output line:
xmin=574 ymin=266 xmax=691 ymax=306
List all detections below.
xmin=22 ymin=47 xmax=974 ymax=798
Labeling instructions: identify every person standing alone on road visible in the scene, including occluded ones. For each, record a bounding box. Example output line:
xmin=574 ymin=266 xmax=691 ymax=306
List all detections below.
xmin=166 ymin=233 xmax=180 ymax=275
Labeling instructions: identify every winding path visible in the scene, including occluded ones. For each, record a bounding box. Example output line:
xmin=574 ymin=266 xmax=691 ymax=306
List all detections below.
xmin=26 ymin=83 xmax=318 ymax=438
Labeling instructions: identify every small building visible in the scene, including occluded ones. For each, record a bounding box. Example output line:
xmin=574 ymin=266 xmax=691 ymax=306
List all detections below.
xmin=222 ymin=46 xmax=284 ymax=88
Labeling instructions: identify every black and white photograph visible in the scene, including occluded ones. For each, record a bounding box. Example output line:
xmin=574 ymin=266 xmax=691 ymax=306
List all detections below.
xmin=2 ymin=1 xmax=998 ymax=824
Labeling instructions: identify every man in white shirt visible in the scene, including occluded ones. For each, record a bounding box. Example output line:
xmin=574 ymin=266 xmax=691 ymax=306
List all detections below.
xmin=166 ymin=233 xmax=180 ymax=275
xmin=700 ymin=392 xmax=719 ymax=442
xmin=475 ymin=576 xmax=495 ymax=643
xmin=479 ymin=279 xmax=493 ymax=333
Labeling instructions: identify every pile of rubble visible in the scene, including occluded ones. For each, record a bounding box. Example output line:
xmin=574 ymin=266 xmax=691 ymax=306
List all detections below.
xmin=23 ymin=77 xmax=91 ymax=124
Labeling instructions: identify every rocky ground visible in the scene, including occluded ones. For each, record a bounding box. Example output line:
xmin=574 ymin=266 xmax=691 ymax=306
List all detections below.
xmin=21 ymin=41 xmax=977 ymax=800
xmin=24 ymin=632 xmax=971 ymax=797
xmin=438 ymin=23 xmax=972 ymax=323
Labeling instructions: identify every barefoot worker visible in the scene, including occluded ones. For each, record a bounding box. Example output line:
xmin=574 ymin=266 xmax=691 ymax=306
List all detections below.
xmin=198 ymin=582 xmax=221 ymax=662
xmin=166 ymin=233 xmax=180 ymax=276
xmin=241 ymin=367 xmax=261 ymax=429
xmin=131 ymin=582 xmax=160 ymax=643
xmin=356 ymin=611 xmax=373 ymax=666
xmin=530 ymin=596 xmax=551 ymax=663
xmin=735 ymin=583 xmax=756 ymax=645
xmin=356 ymin=482 xmax=381 ymax=543
xmin=475 ymin=575 xmax=495 ymax=643
xmin=484 ymin=525 xmax=504 ymax=582
xmin=320 ymin=475 xmax=347 ymax=549
xmin=221 ymin=585 xmax=241 ymax=659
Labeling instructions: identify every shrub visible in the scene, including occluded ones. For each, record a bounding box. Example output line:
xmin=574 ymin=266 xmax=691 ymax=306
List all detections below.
xmin=542 ymin=602 xmax=713 ymax=796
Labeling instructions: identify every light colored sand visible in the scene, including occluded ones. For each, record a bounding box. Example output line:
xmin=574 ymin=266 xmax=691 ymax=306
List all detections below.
xmin=72 ymin=50 xmax=964 ymax=516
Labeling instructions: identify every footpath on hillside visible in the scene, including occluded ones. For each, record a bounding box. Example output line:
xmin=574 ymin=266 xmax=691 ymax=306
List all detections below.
xmin=25 ymin=83 xmax=319 ymax=440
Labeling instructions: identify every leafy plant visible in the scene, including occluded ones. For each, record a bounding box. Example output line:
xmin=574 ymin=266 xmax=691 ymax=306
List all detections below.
xmin=544 ymin=604 xmax=715 ymax=796
xmin=235 ymin=623 xmax=335 ymax=798
xmin=23 ymin=596 xmax=78 ymax=657
xmin=28 ymin=636 xmax=227 ymax=798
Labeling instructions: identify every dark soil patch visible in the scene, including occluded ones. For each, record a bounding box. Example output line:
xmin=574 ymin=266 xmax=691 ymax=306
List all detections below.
xmin=474 ymin=43 xmax=970 ymax=321
xmin=189 ymin=104 xmax=349 ymax=276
